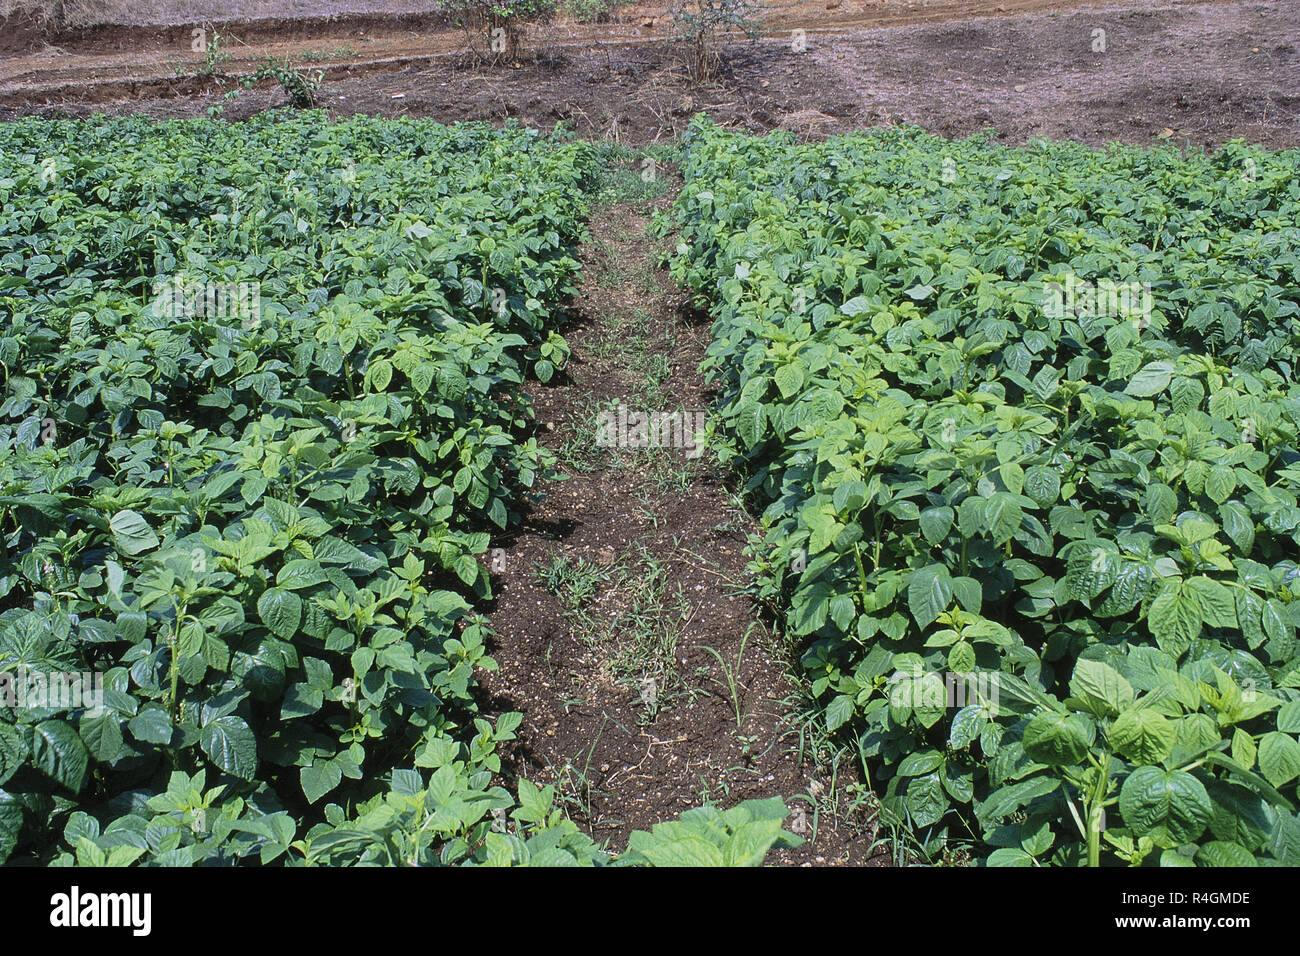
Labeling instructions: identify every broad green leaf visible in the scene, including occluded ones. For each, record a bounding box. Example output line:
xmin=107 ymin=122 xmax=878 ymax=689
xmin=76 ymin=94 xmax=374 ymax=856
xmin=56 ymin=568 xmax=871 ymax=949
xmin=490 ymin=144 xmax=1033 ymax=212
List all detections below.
xmin=734 ymin=400 xmax=764 ymax=448
xmin=984 ymin=493 xmax=1022 ymax=546
xmin=640 ymin=834 xmax=727 ymax=867
xmin=1169 ymin=376 xmax=1204 ymax=415
xmin=1144 ymin=483 xmax=1178 ymax=525
xmin=1205 ymin=779 xmax=1272 ymax=849
xmin=31 ymin=720 xmax=88 ymax=792
xmin=0 ymin=794 xmax=20 ymax=864
xmin=109 ymin=509 xmax=159 ymax=556
xmin=897 ymin=750 xmax=944 ymax=777
xmin=79 ymin=714 xmax=125 ymax=763
xmin=1023 ymin=466 xmax=1060 ymax=507
xmin=1196 ymin=841 xmax=1256 ymax=867
xmin=1262 ymin=600 xmax=1290 ymax=646
xmin=0 ymin=724 xmax=27 ymax=787
xmin=301 ymin=759 xmax=343 ymax=804
xmin=1069 ymin=658 xmax=1133 ymax=718
xmin=276 ymin=559 xmax=329 ymax=590
xmin=1094 ymin=562 xmax=1153 ymax=618
xmin=774 ymin=364 xmax=805 ymax=399
xmin=1147 ymin=579 xmax=1201 ymax=657
xmin=128 ymin=707 xmax=173 ymax=745
xmin=904 ymin=771 xmax=947 ymax=828
xmin=367 ymin=359 xmax=393 ymax=392
xmin=1257 ymin=732 xmax=1300 ymax=788
xmin=1236 ymin=589 xmax=1266 ymax=649
xmin=986 ymin=847 xmax=1035 ymax=866
xmin=722 ymin=823 xmax=788 ymax=867
xmin=1219 ymin=502 xmax=1255 ymax=555
xmin=1022 ymin=712 xmax=1094 ymax=766
xmin=1205 ymin=467 xmax=1235 ymax=505
xmin=436 ymin=365 xmax=467 ymax=400
xmin=1065 ymin=545 xmax=1118 ymax=602
xmin=949 ymin=705 xmax=985 ymax=749
xmin=1184 ymin=576 xmax=1236 ymax=630
xmin=199 ymin=716 xmax=258 ymax=780
xmin=975 ymin=778 xmax=1061 ymax=827
xmin=948 ymin=641 xmax=976 ymax=673
xmin=907 ymin=565 xmax=952 ymax=628
xmin=950 ymin=576 xmax=982 ymax=613
xmin=257 ymin=588 xmax=302 ymax=640
xmin=1110 ymin=709 xmax=1177 ymax=765
xmin=1230 ymin=728 xmax=1257 ymax=769
xmin=825 ymin=695 xmax=855 ymax=732
xmin=1119 ymin=767 xmax=1212 ymax=847
xmin=1277 ymin=702 xmax=1300 ymax=734
xmin=919 ymin=506 xmax=954 ymax=545
xmin=1125 ymin=361 xmax=1175 ymax=397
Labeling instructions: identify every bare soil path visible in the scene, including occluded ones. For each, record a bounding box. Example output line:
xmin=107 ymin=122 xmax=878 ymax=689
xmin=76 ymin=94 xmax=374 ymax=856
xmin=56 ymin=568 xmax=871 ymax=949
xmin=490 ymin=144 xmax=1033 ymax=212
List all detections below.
xmin=475 ymin=170 xmax=881 ymax=863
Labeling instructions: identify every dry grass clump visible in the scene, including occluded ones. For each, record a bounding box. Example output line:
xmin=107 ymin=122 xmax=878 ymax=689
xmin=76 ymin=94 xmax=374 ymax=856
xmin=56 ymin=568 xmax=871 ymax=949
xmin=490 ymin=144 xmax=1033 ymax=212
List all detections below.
xmin=0 ymin=1 xmax=114 ymax=29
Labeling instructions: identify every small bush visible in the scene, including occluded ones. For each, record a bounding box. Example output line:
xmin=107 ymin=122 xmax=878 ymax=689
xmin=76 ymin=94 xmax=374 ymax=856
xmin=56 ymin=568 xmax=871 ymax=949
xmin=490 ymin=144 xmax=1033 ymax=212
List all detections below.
xmin=669 ymin=0 xmax=763 ymax=84
xmin=443 ymin=0 xmax=557 ymax=64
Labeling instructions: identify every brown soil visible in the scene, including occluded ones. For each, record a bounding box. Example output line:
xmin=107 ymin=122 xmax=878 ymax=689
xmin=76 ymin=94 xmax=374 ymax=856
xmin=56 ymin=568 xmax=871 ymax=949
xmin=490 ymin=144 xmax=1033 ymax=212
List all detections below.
xmin=3 ymin=0 xmax=1296 ymax=151
xmin=477 ymin=179 xmax=883 ymax=864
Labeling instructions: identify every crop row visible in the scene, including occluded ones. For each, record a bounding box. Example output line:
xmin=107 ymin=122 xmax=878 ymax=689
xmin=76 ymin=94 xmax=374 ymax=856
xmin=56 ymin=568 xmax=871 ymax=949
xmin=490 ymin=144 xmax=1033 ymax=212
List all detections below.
xmin=663 ymin=117 xmax=1300 ymax=865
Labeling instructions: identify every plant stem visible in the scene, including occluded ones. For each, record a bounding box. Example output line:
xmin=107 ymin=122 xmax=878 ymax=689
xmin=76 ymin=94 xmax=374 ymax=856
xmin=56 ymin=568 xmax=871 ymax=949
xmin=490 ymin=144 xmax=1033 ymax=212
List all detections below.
xmin=1086 ymin=755 xmax=1110 ymax=868
xmin=167 ymin=608 xmax=182 ymax=721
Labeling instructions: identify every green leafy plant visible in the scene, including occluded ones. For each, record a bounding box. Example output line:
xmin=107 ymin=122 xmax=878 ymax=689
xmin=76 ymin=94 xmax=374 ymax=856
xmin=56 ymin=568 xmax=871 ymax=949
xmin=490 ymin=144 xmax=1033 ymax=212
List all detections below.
xmin=559 ymin=0 xmax=623 ymax=24
xmin=0 ymin=113 xmax=592 ymax=864
xmin=616 ymin=795 xmax=802 ymax=865
xmin=244 ymin=58 xmax=323 ymax=108
xmin=298 ymin=44 xmax=357 ymax=62
xmin=197 ymin=25 xmax=231 ymax=77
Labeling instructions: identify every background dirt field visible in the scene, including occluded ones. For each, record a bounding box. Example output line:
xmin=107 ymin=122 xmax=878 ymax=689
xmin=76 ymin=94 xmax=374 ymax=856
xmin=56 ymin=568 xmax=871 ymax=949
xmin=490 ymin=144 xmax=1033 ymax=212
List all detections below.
xmin=2 ymin=0 xmax=1296 ymax=149
xmin=1 ymin=0 xmax=1296 ymax=147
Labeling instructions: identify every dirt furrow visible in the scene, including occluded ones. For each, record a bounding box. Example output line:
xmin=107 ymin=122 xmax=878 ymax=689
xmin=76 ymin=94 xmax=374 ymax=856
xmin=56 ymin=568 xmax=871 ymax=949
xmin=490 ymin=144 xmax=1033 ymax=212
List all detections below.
xmin=474 ymin=161 xmax=881 ymax=864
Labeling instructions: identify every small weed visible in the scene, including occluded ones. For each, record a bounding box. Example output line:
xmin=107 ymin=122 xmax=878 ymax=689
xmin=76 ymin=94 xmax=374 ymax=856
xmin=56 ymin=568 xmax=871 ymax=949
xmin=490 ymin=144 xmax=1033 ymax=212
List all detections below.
xmin=197 ymin=25 xmax=231 ymax=76
xmin=630 ymin=349 xmax=674 ymax=405
xmin=245 ymin=58 xmax=323 ymax=108
xmin=553 ymin=396 xmax=619 ymax=474
xmin=608 ymin=552 xmax=687 ymax=688
xmin=594 ymin=240 xmax=631 ymax=288
xmin=695 ymin=621 xmax=753 ymax=732
xmin=536 ymin=552 xmax=607 ymax=613
xmin=537 ymin=542 xmax=686 ymax=709
xmin=546 ymin=717 xmax=610 ymax=820
xmin=645 ymin=446 xmax=698 ymax=497
xmin=560 ymin=0 xmax=631 ymax=23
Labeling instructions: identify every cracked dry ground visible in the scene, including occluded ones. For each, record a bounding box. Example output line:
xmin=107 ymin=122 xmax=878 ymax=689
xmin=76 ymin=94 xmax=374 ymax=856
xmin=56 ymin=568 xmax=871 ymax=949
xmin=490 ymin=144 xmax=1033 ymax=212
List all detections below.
xmin=474 ymin=171 xmax=883 ymax=866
